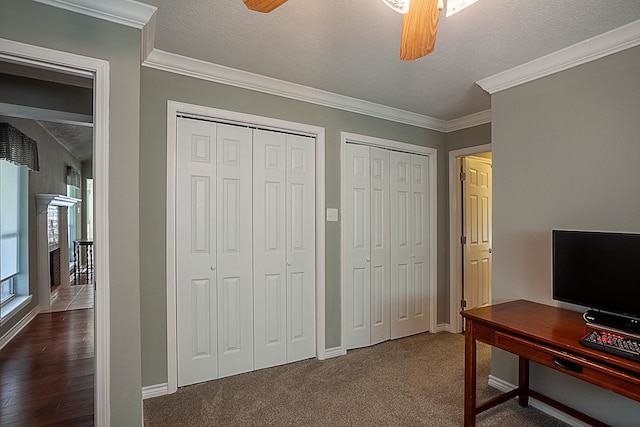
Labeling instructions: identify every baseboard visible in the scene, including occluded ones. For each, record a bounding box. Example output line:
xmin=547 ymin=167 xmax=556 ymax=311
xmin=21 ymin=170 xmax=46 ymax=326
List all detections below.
xmin=319 ymin=346 xmax=345 ymax=360
xmin=142 ymin=383 xmax=169 ymax=400
xmin=487 ymin=375 xmax=590 ymax=427
xmin=435 ymin=323 xmax=451 ymax=333
xmin=0 ymin=305 xmax=40 ymax=351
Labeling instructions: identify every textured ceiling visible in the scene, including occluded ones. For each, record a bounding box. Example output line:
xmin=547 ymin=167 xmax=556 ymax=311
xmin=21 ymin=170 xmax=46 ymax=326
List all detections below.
xmin=138 ymin=0 xmax=640 ymax=121
xmin=38 ymin=121 xmax=93 ymax=162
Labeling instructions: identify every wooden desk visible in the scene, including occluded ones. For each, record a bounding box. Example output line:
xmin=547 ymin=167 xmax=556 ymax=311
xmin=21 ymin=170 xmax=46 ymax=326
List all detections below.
xmin=461 ymin=300 xmax=640 ymax=427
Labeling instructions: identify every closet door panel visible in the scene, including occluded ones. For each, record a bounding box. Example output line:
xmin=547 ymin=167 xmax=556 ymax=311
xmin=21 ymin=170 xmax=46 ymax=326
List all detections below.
xmin=176 ymin=118 xmax=219 ymax=386
xmin=390 ymin=151 xmax=413 ymax=339
xmin=410 ymin=155 xmax=430 ymax=333
xmin=216 ymin=124 xmax=254 ymax=378
xmin=344 ymin=143 xmax=371 ymax=349
xmin=253 ymin=130 xmax=287 ymax=369
xmin=286 ymin=134 xmax=316 ymax=362
xmin=370 ymin=147 xmax=391 ymax=345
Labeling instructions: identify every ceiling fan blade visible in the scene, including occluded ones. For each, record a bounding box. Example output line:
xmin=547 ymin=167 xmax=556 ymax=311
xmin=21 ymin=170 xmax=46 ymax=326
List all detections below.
xmin=400 ymin=0 xmax=441 ymax=60
xmin=242 ymin=0 xmax=288 ymax=13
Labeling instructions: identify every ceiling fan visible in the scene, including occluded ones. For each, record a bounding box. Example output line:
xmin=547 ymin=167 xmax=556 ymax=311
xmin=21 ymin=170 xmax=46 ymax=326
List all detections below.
xmin=242 ymin=0 xmax=444 ymax=61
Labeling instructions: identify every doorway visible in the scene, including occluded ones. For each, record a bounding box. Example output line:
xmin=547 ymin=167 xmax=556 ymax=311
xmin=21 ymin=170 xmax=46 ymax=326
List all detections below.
xmin=448 ymin=144 xmax=492 ymax=333
xmin=0 ymin=39 xmax=110 ymax=424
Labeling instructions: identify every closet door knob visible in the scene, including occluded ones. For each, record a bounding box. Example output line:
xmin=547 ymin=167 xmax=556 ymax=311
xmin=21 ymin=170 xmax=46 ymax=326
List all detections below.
xmin=287 ymin=261 xmax=292 ymax=266
xmin=365 ymin=257 xmax=370 ymax=262
xmin=210 ymin=265 xmax=216 ymax=271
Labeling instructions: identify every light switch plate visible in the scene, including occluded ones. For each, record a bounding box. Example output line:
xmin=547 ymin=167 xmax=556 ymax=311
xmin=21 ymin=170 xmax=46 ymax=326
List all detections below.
xmin=326 ymin=208 xmax=339 ymax=222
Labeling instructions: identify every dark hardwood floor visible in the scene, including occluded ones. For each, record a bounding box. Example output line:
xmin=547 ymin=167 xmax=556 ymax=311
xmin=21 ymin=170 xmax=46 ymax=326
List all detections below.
xmin=0 ymin=308 xmax=94 ymax=426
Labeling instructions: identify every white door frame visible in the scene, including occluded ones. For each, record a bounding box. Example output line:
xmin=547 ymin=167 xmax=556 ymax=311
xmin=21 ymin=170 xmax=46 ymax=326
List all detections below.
xmin=0 ymin=38 xmax=111 ymax=425
xmin=448 ymin=144 xmax=491 ymax=333
xmin=340 ymin=132 xmax=438 ymax=353
xmin=166 ymin=100 xmax=326 ymax=394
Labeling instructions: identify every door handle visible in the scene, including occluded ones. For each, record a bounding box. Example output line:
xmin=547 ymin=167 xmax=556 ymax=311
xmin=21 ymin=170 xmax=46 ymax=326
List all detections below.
xmin=210 ymin=265 xmax=216 ymax=271
xmin=553 ymin=356 xmax=583 ymax=374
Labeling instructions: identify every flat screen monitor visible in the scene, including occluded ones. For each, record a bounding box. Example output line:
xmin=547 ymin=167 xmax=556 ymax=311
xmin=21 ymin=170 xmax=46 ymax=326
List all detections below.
xmin=552 ymin=229 xmax=640 ymax=320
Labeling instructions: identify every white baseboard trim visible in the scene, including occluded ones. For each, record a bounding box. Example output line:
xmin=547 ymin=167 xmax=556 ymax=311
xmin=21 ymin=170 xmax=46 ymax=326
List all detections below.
xmin=142 ymin=383 xmax=169 ymax=400
xmin=435 ymin=323 xmax=451 ymax=333
xmin=0 ymin=304 xmax=40 ymax=351
xmin=319 ymin=346 xmax=345 ymax=360
xmin=487 ymin=375 xmax=590 ymax=427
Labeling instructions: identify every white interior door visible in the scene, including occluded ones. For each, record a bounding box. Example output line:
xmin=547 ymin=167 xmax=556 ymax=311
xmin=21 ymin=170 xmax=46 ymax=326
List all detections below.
xmin=285 ymin=133 xmax=316 ymax=363
xmin=176 ymin=118 xmax=255 ymax=385
xmin=176 ymin=118 xmax=219 ymax=386
xmin=463 ymin=156 xmax=492 ymax=311
xmin=253 ymin=130 xmax=316 ymax=368
xmin=409 ymin=154 xmax=429 ymax=334
xmin=344 ymin=143 xmax=371 ymax=349
xmin=390 ymin=152 xmax=430 ymax=339
xmin=370 ymin=147 xmax=391 ymax=345
xmin=390 ymin=151 xmax=413 ymax=339
xmin=216 ymin=124 xmax=254 ymax=378
xmin=253 ymin=130 xmax=287 ymax=369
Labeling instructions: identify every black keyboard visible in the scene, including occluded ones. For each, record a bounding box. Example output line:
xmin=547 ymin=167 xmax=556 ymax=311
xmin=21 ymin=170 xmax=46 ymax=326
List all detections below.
xmin=580 ymin=330 xmax=640 ymax=362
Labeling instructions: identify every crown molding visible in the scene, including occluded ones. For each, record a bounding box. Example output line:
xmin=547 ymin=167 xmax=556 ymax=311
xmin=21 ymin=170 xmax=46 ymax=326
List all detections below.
xmin=32 ymin=0 xmax=156 ymax=29
xmin=143 ymin=49 xmax=450 ymax=132
xmin=446 ymin=110 xmax=491 ymax=132
xmin=477 ymin=19 xmax=640 ymax=94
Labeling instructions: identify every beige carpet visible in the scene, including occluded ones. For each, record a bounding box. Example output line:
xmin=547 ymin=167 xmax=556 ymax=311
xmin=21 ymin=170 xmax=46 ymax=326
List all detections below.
xmin=144 ymin=332 xmax=569 ymax=426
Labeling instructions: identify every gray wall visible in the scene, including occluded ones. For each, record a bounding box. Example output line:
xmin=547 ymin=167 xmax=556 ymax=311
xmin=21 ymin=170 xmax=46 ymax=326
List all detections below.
xmin=491 ymin=45 xmax=640 ymax=424
xmin=446 ymin=122 xmax=491 ymax=152
xmin=139 ymin=67 xmax=452 ymax=387
xmin=2 ymin=1 xmax=143 ymax=424
xmin=0 ymin=73 xmax=92 ymax=116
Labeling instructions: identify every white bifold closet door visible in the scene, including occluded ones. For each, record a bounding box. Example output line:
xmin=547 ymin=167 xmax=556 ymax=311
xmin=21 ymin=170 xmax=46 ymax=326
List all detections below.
xmin=176 ymin=118 xmax=316 ymax=387
xmin=345 ymin=143 xmax=430 ymax=350
xmin=176 ymin=118 xmax=254 ymax=386
xmin=344 ymin=144 xmax=391 ymax=349
xmin=253 ymin=129 xmax=316 ymax=370
xmin=389 ymin=151 xmax=430 ymax=339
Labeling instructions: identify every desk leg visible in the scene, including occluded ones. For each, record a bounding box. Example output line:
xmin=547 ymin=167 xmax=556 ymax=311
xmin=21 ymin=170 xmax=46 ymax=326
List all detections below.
xmin=518 ymin=355 xmax=529 ymax=407
xmin=464 ymin=319 xmax=477 ymax=427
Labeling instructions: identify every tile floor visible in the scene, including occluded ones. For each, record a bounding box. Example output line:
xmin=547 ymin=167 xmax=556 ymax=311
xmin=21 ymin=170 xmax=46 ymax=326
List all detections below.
xmin=50 ymin=284 xmax=94 ymax=311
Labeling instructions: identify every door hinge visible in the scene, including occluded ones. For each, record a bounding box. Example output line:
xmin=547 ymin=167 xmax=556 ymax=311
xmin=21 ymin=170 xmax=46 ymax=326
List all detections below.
xmin=460 ymin=171 xmax=466 ymax=181
xmin=461 ymin=299 xmax=467 ymax=309
xmin=461 ymin=235 xmax=467 ymax=245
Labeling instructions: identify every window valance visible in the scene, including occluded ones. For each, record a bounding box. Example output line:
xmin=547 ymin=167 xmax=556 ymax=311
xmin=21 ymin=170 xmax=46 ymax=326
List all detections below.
xmin=0 ymin=122 xmax=40 ymax=172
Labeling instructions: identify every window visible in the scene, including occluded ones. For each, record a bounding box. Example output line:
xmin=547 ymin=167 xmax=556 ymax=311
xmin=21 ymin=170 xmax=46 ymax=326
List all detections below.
xmin=1 ymin=159 xmax=30 ymax=320
xmin=48 ymin=206 xmax=60 ymax=249
xmin=67 ymin=184 xmax=80 ymax=266
xmin=1 ymin=276 xmax=14 ymax=304
xmin=1 ymin=160 xmax=20 ymax=304
xmin=86 ymin=179 xmax=93 ymax=241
